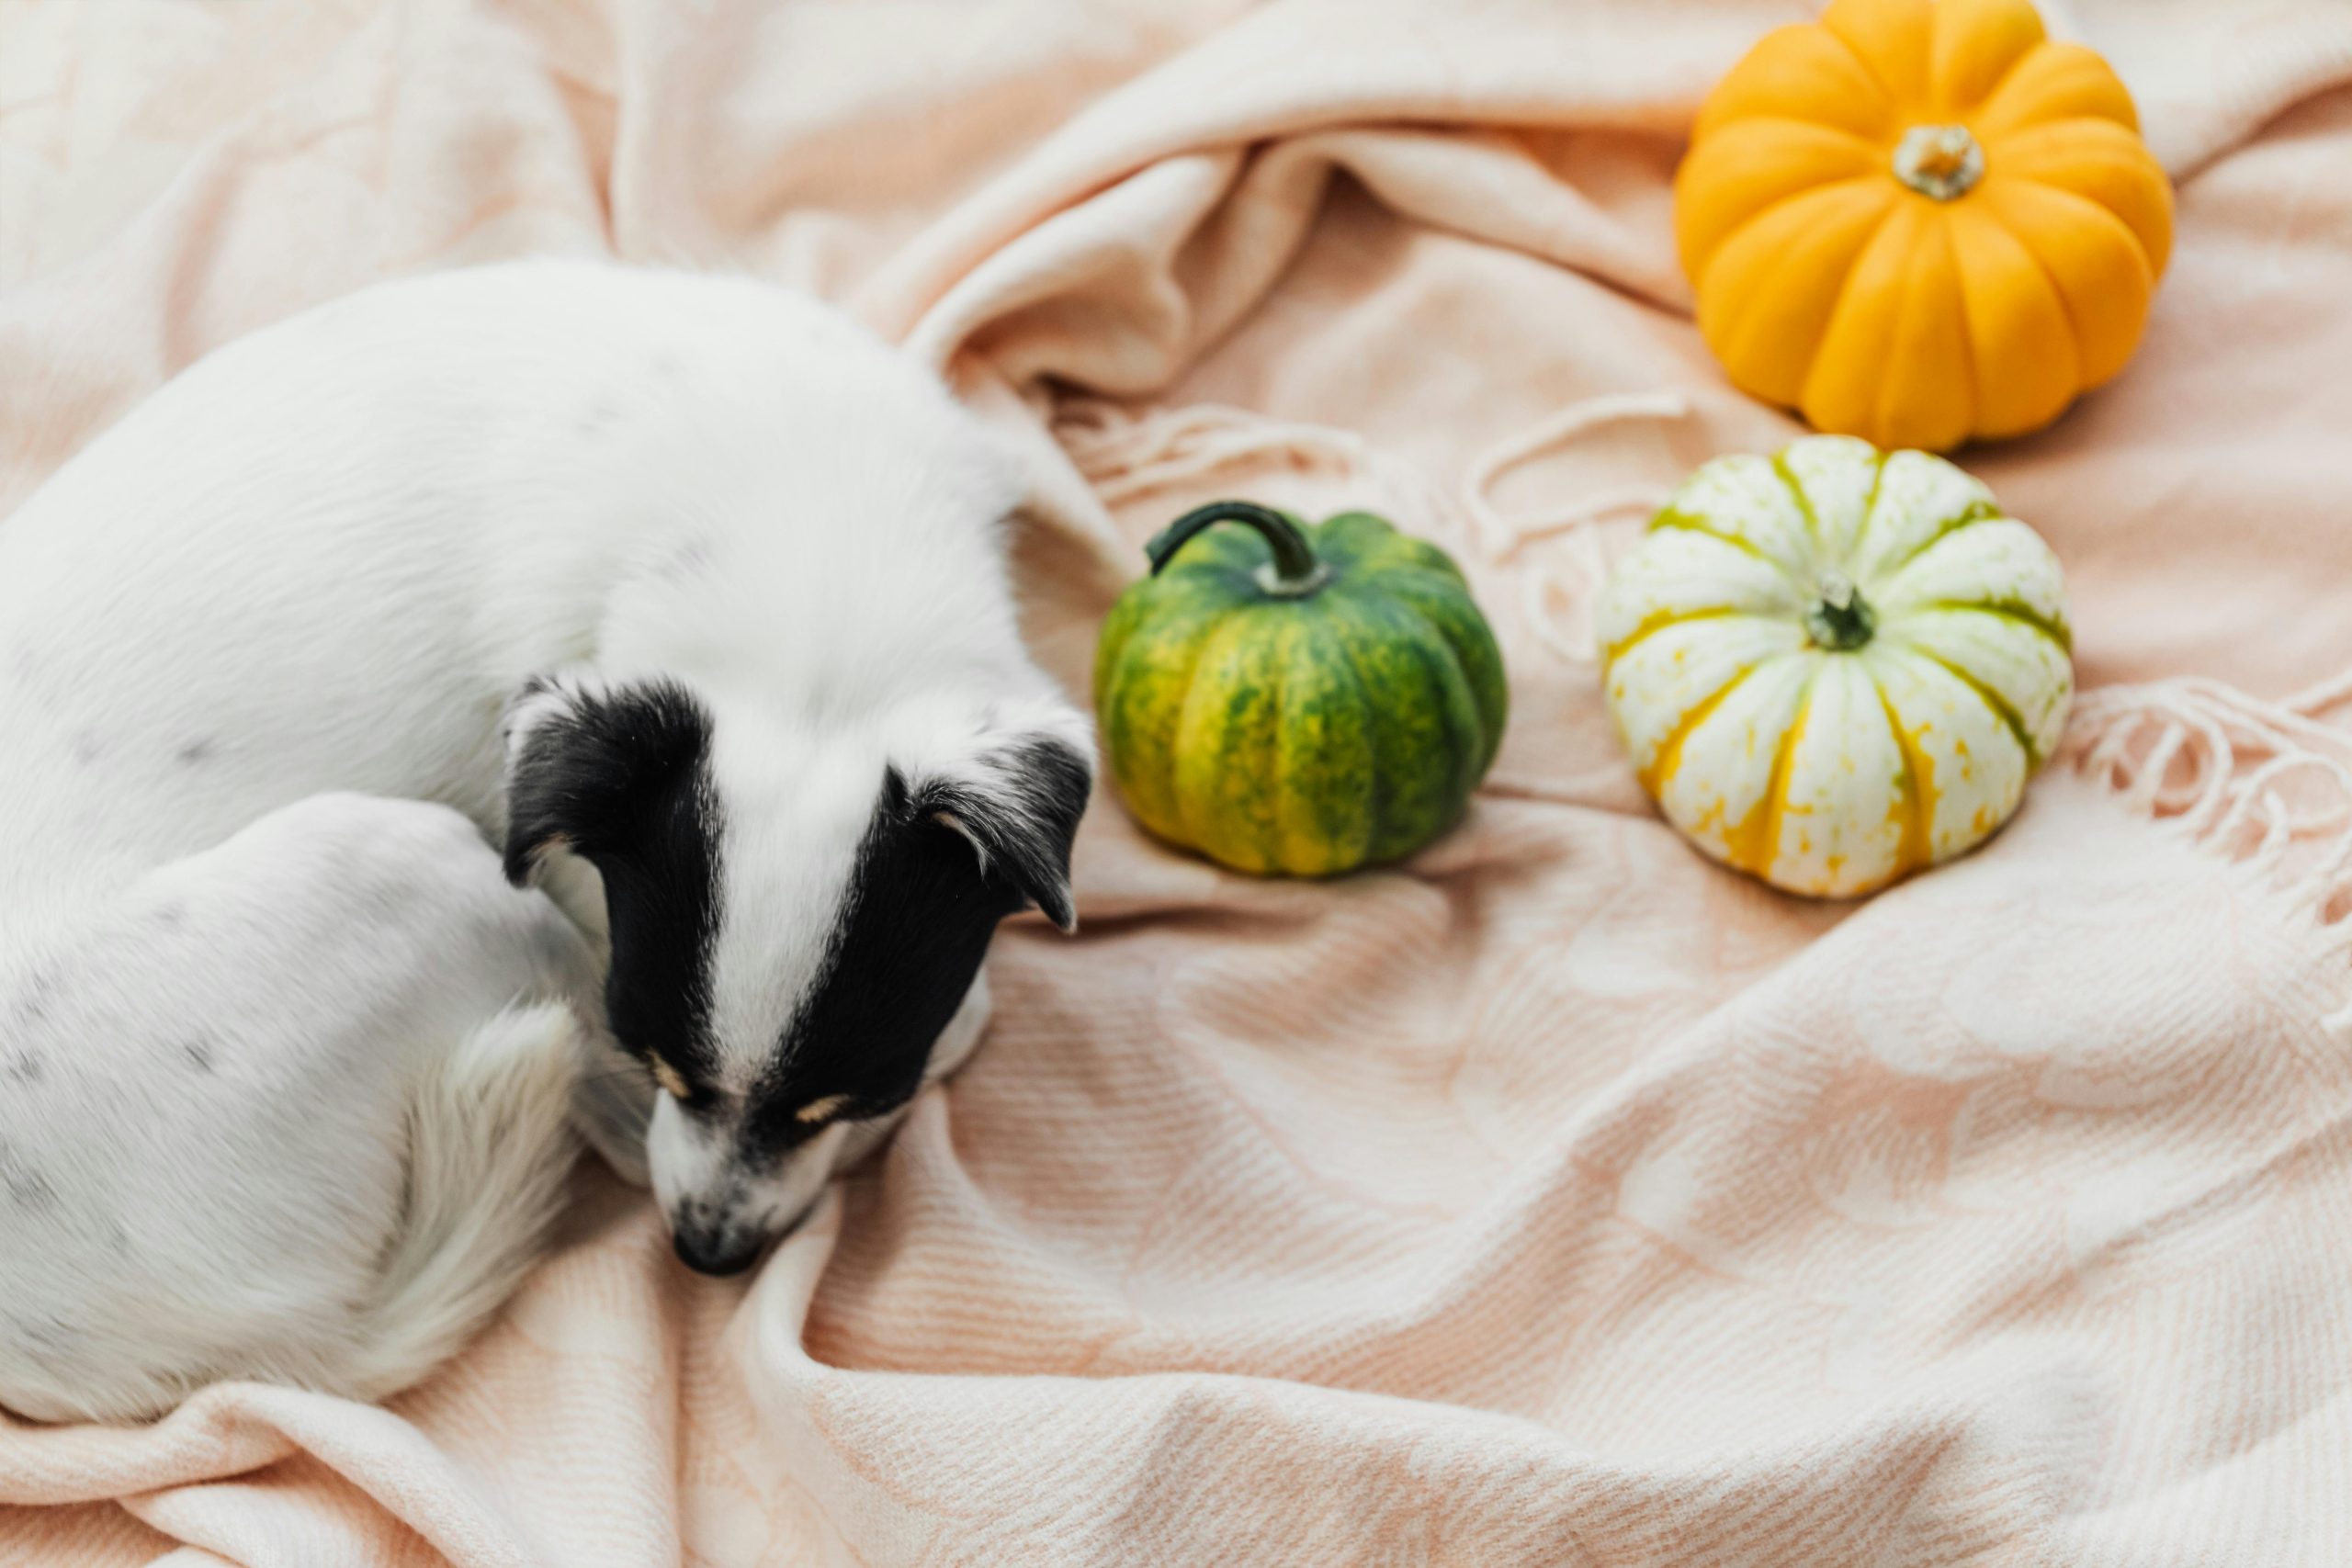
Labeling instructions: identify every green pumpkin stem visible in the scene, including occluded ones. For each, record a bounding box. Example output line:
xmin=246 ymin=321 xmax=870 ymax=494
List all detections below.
xmin=1147 ymin=501 xmax=1331 ymax=597
xmin=1805 ymin=573 xmax=1877 ymax=651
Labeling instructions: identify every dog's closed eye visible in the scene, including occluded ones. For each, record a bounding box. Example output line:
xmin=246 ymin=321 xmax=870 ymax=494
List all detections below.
xmin=794 ymin=1094 xmax=848 ymax=1125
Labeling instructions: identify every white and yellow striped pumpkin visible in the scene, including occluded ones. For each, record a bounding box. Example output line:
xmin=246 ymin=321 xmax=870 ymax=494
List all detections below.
xmin=1597 ymin=436 xmax=2071 ymax=897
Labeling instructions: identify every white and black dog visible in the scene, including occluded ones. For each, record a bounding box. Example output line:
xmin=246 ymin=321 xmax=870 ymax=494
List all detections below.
xmin=0 ymin=260 xmax=1090 ymax=1421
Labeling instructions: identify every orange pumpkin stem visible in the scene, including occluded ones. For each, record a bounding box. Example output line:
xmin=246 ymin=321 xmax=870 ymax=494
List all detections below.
xmin=1891 ymin=124 xmax=1985 ymax=201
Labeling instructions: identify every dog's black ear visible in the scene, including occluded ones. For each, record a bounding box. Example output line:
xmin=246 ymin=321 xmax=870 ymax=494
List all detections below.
xmin=905 ymin=705 xmax=1093 ymax=933
xmin=501 ymin=672 xmax=713 ymax=886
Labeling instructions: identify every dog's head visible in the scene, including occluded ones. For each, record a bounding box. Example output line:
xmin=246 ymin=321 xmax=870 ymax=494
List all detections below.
xmin=502 ymin=671 xmax=1090 ymax=1274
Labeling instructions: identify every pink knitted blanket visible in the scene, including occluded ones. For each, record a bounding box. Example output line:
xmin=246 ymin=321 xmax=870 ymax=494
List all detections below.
xmin=6 ymin=1 xmax=2352 ymax=1562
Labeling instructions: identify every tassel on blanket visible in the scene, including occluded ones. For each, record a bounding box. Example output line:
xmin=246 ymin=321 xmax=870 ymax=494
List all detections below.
xmin=1051 ymin=400 xmax=1468 ymax=550
xmin=1052 ymin=390 xmax=1692 ymax=669
xmin=2064 ymin=673 xmax=2352 ymax=983
xmin=1458 ymin=391 xmax=1690 ymax=667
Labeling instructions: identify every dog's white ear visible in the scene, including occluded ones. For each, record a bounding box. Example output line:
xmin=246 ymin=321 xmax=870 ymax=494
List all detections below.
xmin=904 ymin=697 xmax=1093 ymax=933
xmin=501 ymin=671 xmax=712 ymax=886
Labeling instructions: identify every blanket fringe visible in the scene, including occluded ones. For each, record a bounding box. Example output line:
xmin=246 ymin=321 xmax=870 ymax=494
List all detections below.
xmin=1051 ymin=392 xmax=1692 ymax=666
xmin=1458 ymin=391 xmax=1689 ymax=667
xmin=1052 ymin=399 xmax=1472 ymax=551
xmin=2064 ymin=675 xmax=2352 ymax=987
xmin=1458 ymin=389 xmax=1691 ymax=560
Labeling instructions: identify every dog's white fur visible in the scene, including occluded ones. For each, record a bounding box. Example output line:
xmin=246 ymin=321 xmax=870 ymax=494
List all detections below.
xmin=0 ymin=260 xmax=1080 ymax=1420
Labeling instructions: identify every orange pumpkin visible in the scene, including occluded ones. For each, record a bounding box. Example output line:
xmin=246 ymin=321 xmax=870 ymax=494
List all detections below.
xmin=1676 ymin=0 xmax=2174 ymax=452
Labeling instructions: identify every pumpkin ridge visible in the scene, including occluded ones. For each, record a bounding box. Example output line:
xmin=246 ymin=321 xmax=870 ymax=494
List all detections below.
xmin=1272 ymin=610 xmax=1375 ymax=875
xmin=1920 ymin=598 xmax=2072 ymax=655
xmin=1939 ymin=211 xmax=1984 ymax=441
xmin=1980 ymin=114 xmax=2152 ymax=163
xmin=1171 ymin=608 xmax=1279 ymax=872
xmin=1603 ymin=604 xmax=1744 ymax=665
xmin=1712 ymin=179 xmax=1891 ymax=400
xmin=1683 ymin=123 xmax=1882 ymax=276
xmin=1637 ymin=660 xmax=1767 ymax=796
xmin=1732 ymin=664 xmax=1821 ymax=875
xmin=2004 ymin=171 xmax=2157 ymax=277
xmin=1867 ymin=499 xmax=2003 ymax=585
xmin=1987 ymin=175 xmax=2158 ymax=383
xmin=1697 ymin=113 xmax=1885 ymax=159
xmin=1770 ymin=449 xmax=1829 ymax=560
xmin=1648 ymin=511 xmax=1801 ymax=586
xmin=1947 ymin=23 xmax=2045 ymax=124
xmin=1799 ymin=201 xmax=1928 ymax=443
xmin=1904 ymin=640 xmax=2041 ymax=768
xmin=1315 ymin=594 xmax=1398 ymax=857
xmin=1697 ymin=175 xmax=1891 ymax=269
xmin=1100 ymin=590 xmax=1238 ymax=842
xmin=1970 ymin=42 xmax=2141 ymax=141
xmin=1815 ymin=12 xmax=1911 ymax=119
xmin=1874 ymin=682 xmax=1939 ymax=874
xmin=1928 ymin=210 xmax=1981 ymax=447
xmin=1946 ymin=207 xmax=2075 ymax=437
xmin=1372 ymin=571 xmax=1509 ymax=776
xmin=1982 ymin=187 xmax=2097 ymax=392
xmin=1976 ymin=118 xmax=2172 ymax=275
xmin=1863 ymin=209 xmax=1968 ymax=449
xmin=1858 ymin=446 xmax=1893 ymax=564
xmin=1377 ymin=563 xmax=1486 ymax=603
xmin=1395 ymin=600 xmax=1486 ymax=825
xmin=1322 ymin=587 xmax=1479 ymax=863
xmin=1261 ymin=615 xmax=1293 ymax=873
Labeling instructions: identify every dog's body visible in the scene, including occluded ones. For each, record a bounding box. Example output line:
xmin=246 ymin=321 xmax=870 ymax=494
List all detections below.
xmin=0 ymin=261 xmax=1089 ymax=1420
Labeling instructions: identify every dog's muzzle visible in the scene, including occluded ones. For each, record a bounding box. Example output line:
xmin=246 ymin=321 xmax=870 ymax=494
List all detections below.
xmin=669 ymin=1201 xmax=777 ymax=1277
xmin=651 ymin=1096 xmax=846 ymax=1277
xmin=667 ymin=1186 xmax=829 ymax=1276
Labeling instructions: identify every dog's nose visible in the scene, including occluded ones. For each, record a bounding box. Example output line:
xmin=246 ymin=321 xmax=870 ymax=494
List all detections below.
xmin=672 ymin=1220 xmax=764 ymax=1277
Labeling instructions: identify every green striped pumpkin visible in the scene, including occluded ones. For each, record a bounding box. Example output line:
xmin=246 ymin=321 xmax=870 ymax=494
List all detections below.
xmin=1093 ymin=501 xmax=1507 ymax=877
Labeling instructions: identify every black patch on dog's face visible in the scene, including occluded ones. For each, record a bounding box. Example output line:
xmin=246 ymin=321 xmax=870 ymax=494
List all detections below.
xmin=735 ymin=771 xmax=1022 ymax=1153
xmin=504 ymin=678 xmax=724 ymax=1079
xmin=733 ymin=734 xmax=1091 ymax=1159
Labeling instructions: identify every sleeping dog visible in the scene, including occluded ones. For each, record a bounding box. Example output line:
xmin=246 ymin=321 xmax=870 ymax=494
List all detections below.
xmin=0 ymin=261 xmax=1090 ymax=1421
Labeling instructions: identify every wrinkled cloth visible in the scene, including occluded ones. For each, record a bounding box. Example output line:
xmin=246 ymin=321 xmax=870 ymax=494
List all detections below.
xmin=6 ymin=1 xmax=2352 ymax=1562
